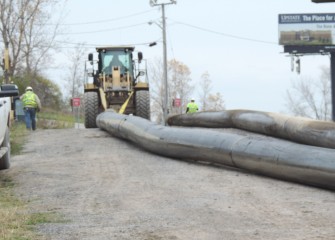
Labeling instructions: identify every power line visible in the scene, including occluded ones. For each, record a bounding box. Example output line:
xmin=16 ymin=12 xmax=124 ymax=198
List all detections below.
xmin=0 ymin=38 xmax=162 ymax=49
xmin=166 ymin=25 xmax=175 ymax=60
xmin=48 ymin=9 xmax=156 ymax=26
xmin=58 ymin=22 xmax=150 ymax=35
xmin=54 ymin=39 xmax=162 ymax=49
xmin=170 ymin=19 xmax=277 ymax=45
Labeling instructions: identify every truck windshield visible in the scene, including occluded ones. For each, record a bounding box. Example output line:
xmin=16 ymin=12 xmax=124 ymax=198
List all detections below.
xmin=101 ymin=50 xmax=132 ymax=74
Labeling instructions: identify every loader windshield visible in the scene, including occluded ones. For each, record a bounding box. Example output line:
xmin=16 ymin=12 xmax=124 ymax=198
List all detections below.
xmin=101 ymin=50 xmax=132 ymax=75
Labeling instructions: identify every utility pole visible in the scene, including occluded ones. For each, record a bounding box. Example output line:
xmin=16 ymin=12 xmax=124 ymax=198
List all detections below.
xmin=149 ymin=0 xmax=176 ymax=125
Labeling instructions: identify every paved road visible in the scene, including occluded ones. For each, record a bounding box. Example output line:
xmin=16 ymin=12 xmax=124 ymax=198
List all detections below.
xmin=7 ymin=128 xmax=335 ymax=240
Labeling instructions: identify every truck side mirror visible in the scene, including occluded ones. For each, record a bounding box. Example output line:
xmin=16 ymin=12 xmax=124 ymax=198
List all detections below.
xmin=0 ymin=84 xmax=19 ymax=98
xmin=138 ymin=52 xmax=143 ymax=63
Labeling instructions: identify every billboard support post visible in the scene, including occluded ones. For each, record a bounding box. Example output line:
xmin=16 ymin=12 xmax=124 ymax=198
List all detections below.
xmin=331 ymin=53 xmax=335 ymax=121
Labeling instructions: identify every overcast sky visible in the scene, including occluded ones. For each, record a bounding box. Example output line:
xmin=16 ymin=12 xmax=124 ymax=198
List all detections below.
xmin=52 ymin=0 xmax=334 ymax=113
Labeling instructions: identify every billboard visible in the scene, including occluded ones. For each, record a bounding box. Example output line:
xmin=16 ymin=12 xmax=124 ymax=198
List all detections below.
xmin=279 ymin=13 xmax=335 ymax=46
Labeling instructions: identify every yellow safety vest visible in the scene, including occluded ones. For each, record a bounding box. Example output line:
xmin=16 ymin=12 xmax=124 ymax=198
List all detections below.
xmin=187 ymin=102 xmax=198 ymax=113
xmin=22 ymin=91 xmax=37 ymax=108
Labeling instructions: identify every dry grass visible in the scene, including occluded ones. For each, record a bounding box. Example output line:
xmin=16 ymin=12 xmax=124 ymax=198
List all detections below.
xmin=10 ymin=122 xmax=27 ymax=156
xmin=0 ymin=175 xmax=40 ymax=239
xmin=36 ymin=109 xmax=82 ymax=129
xmin=0 ymin=175 xmax=65 ymax=239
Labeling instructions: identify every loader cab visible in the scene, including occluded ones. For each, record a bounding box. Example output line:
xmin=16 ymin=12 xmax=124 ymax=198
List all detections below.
xmin=99 ymin=49 xmax=133 ymax=76
xmin=96 ymin=47 xmax=135 ymax=77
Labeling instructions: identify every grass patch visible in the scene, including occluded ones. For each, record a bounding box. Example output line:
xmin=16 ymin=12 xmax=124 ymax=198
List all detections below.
xmin=15 ymin=108 xmax=83 ymax=129
xmin=0 ymin=175 xmax=67 ymax=240
xmin=0 ymin=175 xmax=38 ymax=239
xmin=38 ymin=111 xmax=76 ymax=122
xmin=36 ymin=109 xmax=83 ymax=129
xmin=26 ymin=212 xmax=67 ymax=226
xmin=10 ymin=122 xmax=28 ymax=156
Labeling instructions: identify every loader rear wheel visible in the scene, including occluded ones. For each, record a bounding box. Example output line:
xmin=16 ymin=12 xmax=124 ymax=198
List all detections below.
xmin=135 ymin=90 xmax=150 ymax=120
xmin=84 ymin=92 xmax=99 ymax=128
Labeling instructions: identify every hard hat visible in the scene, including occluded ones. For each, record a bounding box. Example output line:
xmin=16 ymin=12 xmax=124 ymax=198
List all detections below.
xmin=26 ymin=86 xmax=33 ymax=91
xmin=191 ymin=98 xmax=195 ymax=101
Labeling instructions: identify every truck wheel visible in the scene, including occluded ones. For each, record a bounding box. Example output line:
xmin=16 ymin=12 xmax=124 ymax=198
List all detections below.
xmin=135 ymin=90 xmax=150 ymax=120
xmin=0 ymin=126 xmax=10 ymax=170
xmin=84 ymin=92 xmax=99 ymax=128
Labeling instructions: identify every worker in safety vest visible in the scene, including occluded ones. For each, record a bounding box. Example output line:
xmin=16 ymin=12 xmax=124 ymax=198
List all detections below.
xmin=186 ymin=98 xmax=198 ymax=113
xmin=20 ymin=86 xmax=41 ymax=131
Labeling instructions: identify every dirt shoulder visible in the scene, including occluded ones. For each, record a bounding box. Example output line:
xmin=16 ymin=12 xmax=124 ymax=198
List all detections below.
xmin=5 ymin=128 xmax=335 ymax=240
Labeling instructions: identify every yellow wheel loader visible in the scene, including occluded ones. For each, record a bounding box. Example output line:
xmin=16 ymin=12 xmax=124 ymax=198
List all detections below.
xmin=83 ymin=46 xmax=150 ymax=128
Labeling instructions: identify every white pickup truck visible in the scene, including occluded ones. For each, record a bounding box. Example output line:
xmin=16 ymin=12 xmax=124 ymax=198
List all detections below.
xmin=0 ymin=84 xmax=19 ymax=169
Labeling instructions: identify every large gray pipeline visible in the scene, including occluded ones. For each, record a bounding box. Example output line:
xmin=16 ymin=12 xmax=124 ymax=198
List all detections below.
xmin=168 ymin=110 xmax=335 ymax=149
xmin=97 ymin=111 xmax=335 ymax=190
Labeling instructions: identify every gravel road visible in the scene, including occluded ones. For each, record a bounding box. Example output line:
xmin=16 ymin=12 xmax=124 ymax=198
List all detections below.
xmin=6 ymin=128 xmax=335 ymax=240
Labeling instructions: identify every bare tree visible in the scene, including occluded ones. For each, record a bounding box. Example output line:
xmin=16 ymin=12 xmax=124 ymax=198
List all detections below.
xmin=168 ymin=59 xmax=194 ymax=115
xmin=22 ymin=1 xmax=64 ymax=75
xmin=286 ymin=66 xmax=331 ymax=120
xmin=66 ymin=44 xmax=86 ymax=101
xmin=148 ymin=57 xmax=164 ymax=122
xmin=0 ymin=0 xmax=64 ymax=78
xmin=206 ymin=92 xmax=225 ymax=111
xmin=198 ymin=71 xmax=225 ymax=111
xmin=198 ymin=71 xmax=211 ymax=111
xmin=149 ymin=58 xmax=194 ymax=123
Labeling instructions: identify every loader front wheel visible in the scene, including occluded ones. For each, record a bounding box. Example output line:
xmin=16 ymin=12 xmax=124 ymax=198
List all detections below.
xmin=84 ymin=92 xmax=99 ymax=128
xmin=135 ymin=90 xmax=150 ymax=120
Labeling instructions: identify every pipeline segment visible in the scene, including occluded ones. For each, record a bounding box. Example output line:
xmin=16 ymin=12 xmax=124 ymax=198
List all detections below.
xmin=97 ymin=111 xmax=335 ymax=190
xmin=167 ymin=110 xmax=335 ymax=149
